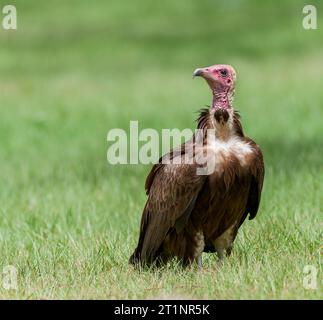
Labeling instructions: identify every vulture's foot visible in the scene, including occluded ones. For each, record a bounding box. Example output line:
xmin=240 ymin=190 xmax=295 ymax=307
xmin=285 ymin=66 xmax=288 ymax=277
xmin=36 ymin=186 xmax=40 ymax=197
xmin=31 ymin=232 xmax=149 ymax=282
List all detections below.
xmin=196 ymin=255 xmax=203 ymax=270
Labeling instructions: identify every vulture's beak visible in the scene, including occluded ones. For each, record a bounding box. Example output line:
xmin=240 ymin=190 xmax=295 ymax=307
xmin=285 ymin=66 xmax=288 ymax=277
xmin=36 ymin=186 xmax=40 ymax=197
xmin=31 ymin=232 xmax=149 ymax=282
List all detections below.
xmin=192 ymin=68 xmax=204 ymax=78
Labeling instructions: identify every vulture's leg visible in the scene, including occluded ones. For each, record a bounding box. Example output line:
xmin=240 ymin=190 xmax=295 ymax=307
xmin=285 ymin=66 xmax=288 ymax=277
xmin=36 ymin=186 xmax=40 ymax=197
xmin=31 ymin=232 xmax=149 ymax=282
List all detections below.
xmin=196 ymin=255 xmax=203 ymax=270
xmin=215 ymin=247 xmax=234 ymax=267
xmin=212 ymin=223 xmax=238 ymax=266
xmin=226 ymin=245 xmax=233 ymax=257
xmin=216 ymin=249 xmax=225 ymax=264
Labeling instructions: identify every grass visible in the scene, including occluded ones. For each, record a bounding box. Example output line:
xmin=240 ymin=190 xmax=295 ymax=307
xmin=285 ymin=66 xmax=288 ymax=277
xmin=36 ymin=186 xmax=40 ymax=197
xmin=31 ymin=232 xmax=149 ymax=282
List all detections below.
xmin=0 ymin=0 xmax=322 ymax=299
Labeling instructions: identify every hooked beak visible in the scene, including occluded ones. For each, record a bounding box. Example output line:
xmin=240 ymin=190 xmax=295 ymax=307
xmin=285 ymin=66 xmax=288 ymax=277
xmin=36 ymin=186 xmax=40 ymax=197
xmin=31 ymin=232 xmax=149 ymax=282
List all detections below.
xmin=192 ymin=68 xmax=204 ymax=78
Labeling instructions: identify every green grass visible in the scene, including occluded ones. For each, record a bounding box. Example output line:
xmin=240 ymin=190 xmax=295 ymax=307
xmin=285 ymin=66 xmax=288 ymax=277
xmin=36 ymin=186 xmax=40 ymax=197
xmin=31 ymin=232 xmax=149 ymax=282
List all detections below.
xmin=0 ymin=0 xmax=322 ymax=299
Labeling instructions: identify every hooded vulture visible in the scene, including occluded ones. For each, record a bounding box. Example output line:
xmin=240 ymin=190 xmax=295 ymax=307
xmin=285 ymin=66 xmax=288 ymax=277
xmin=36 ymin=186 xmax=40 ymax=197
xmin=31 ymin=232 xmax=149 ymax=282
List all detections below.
xmin=129 ymin=64 xmax=264 ymax=267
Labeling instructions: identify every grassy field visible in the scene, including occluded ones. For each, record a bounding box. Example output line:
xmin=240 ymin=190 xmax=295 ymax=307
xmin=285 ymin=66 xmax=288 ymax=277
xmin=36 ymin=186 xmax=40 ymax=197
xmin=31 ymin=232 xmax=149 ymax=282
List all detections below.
xmin=0 ymin=0 xmax=322 ymax=299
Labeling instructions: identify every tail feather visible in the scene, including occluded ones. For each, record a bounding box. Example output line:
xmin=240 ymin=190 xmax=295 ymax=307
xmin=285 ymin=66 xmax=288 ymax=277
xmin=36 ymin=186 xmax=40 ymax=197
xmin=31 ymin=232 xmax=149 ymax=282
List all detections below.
xmin=129 ymin=206 xmax=150 ymax=266
xmin=129 ymin=248 xmax=141 ymax=265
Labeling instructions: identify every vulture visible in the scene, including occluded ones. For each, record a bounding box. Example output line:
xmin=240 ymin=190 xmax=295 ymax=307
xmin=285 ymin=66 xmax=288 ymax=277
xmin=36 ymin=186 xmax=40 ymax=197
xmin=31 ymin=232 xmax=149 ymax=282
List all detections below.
xmin=129 ymin=64 xmax=264 ymax=268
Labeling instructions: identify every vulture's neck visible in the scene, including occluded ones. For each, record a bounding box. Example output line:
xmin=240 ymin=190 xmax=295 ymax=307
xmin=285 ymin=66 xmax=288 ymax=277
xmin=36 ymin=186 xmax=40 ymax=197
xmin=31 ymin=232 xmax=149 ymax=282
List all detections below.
xmin=197 ymin=88 xmax=243 ymax=140
xmin=212 ymin=90 xmax=230 ymax=109
xmin=197 ymin=106 xmax=244 ymax=141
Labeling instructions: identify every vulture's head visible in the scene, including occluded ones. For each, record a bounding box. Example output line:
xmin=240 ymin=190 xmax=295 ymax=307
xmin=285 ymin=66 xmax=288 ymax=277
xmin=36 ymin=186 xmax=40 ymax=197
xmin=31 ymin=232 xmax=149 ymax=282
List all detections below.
xmin=193 ymin=64 xmax=236 ymax=110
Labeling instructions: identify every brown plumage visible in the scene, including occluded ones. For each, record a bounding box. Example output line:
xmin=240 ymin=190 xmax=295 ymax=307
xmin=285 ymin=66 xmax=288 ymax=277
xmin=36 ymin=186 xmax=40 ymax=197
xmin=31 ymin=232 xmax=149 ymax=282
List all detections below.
xmin=129 ymin=64 xmax=264 ymax=267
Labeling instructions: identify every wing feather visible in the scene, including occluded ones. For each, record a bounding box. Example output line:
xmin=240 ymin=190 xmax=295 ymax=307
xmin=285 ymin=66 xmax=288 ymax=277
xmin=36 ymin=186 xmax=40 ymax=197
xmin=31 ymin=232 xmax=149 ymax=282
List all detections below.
xmin=239 ymin=139 xmax=265 ymax=226
xmin=131 ymin=142 xmax=207 ymax=264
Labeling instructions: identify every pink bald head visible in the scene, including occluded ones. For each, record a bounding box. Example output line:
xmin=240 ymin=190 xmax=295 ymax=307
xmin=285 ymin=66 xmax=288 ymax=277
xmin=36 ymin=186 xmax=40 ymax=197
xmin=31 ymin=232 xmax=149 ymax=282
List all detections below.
xmin=193 ymin=64 xmax=236 ymax=109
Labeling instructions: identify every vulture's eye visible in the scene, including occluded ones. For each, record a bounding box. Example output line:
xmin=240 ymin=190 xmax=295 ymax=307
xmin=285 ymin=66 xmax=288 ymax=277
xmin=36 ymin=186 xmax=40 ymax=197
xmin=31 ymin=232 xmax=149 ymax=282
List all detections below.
xmin=220 ymin=69 xmax=228 ymax=78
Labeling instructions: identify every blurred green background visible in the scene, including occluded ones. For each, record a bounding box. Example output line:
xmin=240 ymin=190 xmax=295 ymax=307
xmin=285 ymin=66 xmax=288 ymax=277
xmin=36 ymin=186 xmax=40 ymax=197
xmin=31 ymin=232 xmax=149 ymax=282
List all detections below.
xmin=0 ymin=0 xmax=322 ymax=299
